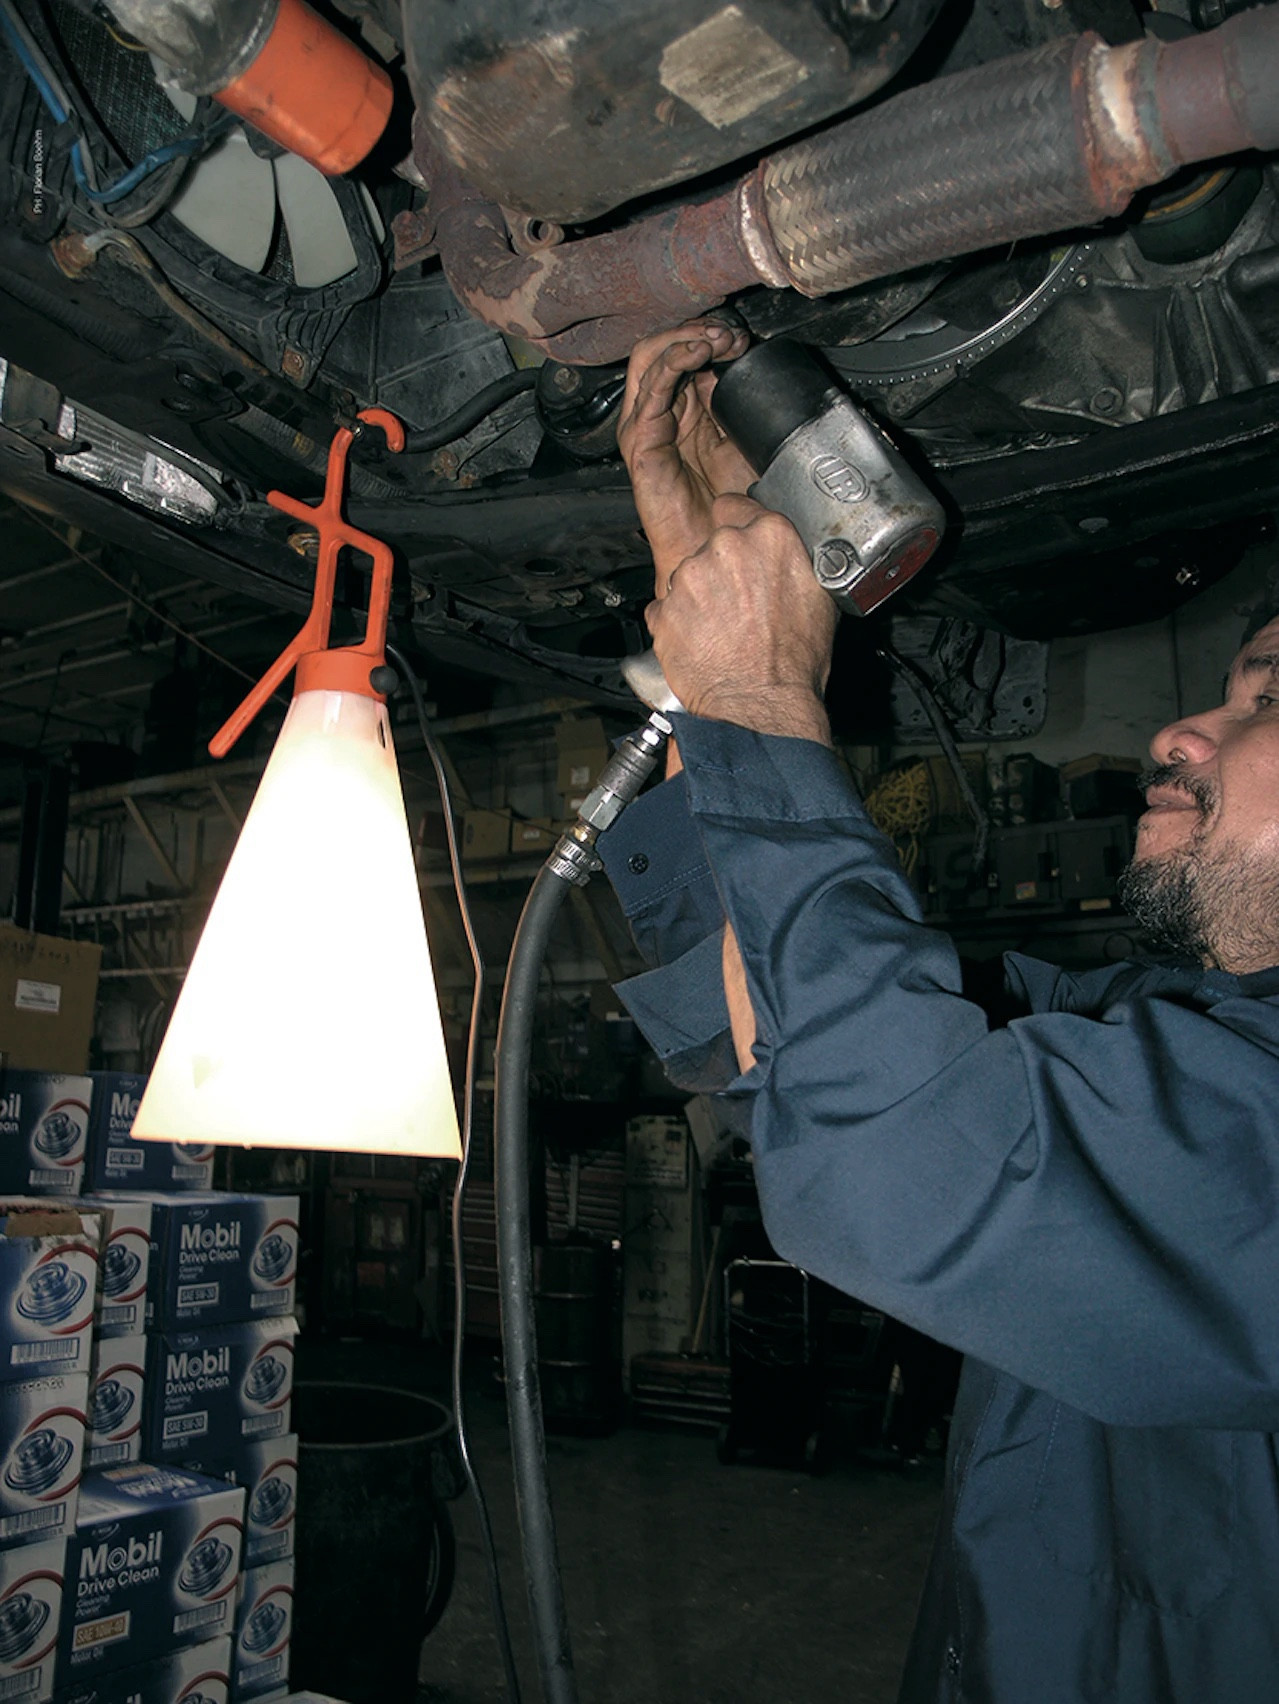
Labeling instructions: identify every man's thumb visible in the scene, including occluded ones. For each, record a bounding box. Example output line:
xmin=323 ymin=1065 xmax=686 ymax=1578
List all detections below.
xmin=710 ymin=492 xmax=766 ymax=528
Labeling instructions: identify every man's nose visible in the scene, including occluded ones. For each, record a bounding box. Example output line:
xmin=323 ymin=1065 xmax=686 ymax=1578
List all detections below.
xmin=1150 ymin=711 xmax=1222 ymax=767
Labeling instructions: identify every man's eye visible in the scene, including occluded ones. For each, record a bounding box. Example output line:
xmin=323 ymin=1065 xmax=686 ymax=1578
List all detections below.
xmin=1258 ymin=694 xmax=1277 ymax=709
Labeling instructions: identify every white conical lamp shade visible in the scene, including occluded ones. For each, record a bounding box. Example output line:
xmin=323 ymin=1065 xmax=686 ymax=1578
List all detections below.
xmin=133 ymin=687 xmax=461 ymax=1157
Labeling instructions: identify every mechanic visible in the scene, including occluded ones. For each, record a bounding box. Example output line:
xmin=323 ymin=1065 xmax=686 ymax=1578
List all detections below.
xmin=598 ymin=321 xmax=1279 ymax=1703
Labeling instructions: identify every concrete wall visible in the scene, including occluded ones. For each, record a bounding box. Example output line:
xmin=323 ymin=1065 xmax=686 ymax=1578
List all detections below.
xmin=988 ymin=539 xmax=1279 ymax=770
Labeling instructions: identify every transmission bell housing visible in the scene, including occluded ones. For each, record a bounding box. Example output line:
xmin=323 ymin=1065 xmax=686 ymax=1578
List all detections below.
xmin=711 ymin=339 xmax=945 ymax=616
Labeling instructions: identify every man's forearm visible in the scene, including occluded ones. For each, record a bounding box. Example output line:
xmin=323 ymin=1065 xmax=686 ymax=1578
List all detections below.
xmin=698 ymin=687 xmax=833 ymax=747
xmin=666 ymin=688 xmax=831 ymax=780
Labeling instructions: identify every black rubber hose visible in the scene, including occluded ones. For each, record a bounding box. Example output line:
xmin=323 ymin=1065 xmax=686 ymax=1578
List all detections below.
xmin=494 ymin=863 xmax=579 ymax=1704
xmin=880 ymin=645 xmax=990 ymax=872
xmin=353 ymin=370 xmax=538 ymax=459
xmin=0 ymin=266 xmax=155 ymax=362
xmin=233 ymin=406 xmax=405 ymax=500
xmin=761 ymin=34 xmax=1101 ymax=296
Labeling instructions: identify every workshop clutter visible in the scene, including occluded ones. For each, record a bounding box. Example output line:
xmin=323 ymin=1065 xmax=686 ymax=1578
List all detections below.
xmin=459 ymin=713 xmax=613 ymax=864
xmin=0 ymin=928 xmax=101 ymax=1075
xmin=0 ymin=1369 xmax=90 ymax=1550
xmin=59 ymin=1467 xmax=244 ymax=1679
xmin=0 ymin=1075 xmax=94 ymax=1197
xmin=0 ymin=1073 xmax=301 ymax=1704
xmin=84 ymin=1075 xmax=213 ymax=1193
xmin=143 ymin=1318 xmax=296 ymax=1466
xmin=855 ymin=746 xmax=1144 ymax=916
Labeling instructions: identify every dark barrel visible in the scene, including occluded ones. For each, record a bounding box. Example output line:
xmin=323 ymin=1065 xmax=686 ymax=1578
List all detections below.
xmin=535 ymin=1236 xmax=619 ymax=1433
xmin=291 ymin=1383 xmax=456 ymax=1704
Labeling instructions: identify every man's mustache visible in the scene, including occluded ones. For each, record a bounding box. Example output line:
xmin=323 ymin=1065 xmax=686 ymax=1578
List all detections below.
xmin=1138 ymin=763 xmax=1217 ymax=815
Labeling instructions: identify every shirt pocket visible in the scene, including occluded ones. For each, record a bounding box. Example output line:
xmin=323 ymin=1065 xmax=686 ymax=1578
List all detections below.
xmin=1031 ymin=1402 xmax=1236 ymax=1617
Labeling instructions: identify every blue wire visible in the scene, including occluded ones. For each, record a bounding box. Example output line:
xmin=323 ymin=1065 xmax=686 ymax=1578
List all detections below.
xmin=79 ymin=130 xmax=226 ymax=205
xmin=0 ymin=6 xmax=67 ymax=122
xmin=0 ymin=6 xmax=230 ymax=207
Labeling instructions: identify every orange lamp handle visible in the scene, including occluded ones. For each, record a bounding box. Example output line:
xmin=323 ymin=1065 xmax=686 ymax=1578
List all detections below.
xmin=210 ymin=407 xmax=404 ymax=759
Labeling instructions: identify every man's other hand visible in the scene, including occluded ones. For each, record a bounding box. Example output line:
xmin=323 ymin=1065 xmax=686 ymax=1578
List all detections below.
xmin=617 ymin=321 xmax=753 ymax=592
xmin=646 ymin=494 xmax=838 ymax=745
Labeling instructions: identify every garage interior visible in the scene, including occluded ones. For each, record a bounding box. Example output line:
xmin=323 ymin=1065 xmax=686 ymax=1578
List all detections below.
xmin=0 ymin=0 xmax=1277 ymax=1702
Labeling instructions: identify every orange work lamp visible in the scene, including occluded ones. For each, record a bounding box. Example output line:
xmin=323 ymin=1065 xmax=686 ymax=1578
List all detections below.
xmin=132 ymin=409 xmax=461 ymax=1159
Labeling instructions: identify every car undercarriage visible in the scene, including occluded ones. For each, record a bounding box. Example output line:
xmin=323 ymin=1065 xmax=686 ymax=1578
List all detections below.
xmin=0 ymin=0 xmax=1277 ymax=741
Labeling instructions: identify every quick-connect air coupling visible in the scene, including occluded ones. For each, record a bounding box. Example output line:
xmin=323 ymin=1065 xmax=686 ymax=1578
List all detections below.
xmin=547 ymin=713 xmax=673 ymax=887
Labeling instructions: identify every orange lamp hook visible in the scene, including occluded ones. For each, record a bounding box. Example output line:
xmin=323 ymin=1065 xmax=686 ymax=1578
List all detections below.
xmin=209 ymin=407 xmax=405 ymax=759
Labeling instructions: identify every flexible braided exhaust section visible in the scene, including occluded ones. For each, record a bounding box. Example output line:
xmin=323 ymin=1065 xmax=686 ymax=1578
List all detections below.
xmin=412 ymin=6 xmax=1279 ymax=359
xmin=760 ymin=6 xmax=1279 ymax=297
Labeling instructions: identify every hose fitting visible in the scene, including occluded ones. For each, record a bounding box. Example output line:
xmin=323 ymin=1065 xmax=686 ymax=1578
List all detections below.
xmin=547 ymin=714 xmax=672 ymax=887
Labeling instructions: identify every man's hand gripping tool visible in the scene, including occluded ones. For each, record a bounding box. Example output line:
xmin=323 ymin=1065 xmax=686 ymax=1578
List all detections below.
xmin=621 ymin=338 xmax=946 ymax=714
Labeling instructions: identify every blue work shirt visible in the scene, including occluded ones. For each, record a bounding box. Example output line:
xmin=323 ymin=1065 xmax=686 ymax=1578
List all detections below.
xmin=598 ymin=714 xmax=1279 ymax=1704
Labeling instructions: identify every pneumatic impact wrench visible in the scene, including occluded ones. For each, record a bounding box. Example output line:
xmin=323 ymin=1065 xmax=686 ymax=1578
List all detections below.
xmin=621 ymin=337 xmax=946 ymax=714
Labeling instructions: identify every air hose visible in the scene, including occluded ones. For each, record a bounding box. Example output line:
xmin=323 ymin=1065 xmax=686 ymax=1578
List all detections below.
xmin=493 ymin=712 xmax=671 ymax=1704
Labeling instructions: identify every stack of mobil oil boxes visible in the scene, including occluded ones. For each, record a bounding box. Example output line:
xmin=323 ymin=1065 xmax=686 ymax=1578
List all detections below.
xmin=0 ymin=1066 xmax=301 ymax=1704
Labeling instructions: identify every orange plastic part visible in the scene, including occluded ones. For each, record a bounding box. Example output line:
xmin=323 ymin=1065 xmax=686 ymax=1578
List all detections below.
xmin=209 ymin=407 xmax=405 ymax=760
xmin=214 ymin=0 xmax=393 ymax=177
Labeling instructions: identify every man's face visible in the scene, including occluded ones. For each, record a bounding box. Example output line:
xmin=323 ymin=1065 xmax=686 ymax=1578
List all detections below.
xmin=1121 ymin=616 xmax=1279 ymax=972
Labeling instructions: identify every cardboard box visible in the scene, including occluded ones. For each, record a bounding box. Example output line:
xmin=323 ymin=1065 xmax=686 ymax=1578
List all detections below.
xmin=60 ymin=1467 xmax=244 ymax=1680
xmin=0 ymin=1535 xmax=65 ymax=1702
xmin=555 ymin=717 xmax=608 ymax=799
xmin=85 ymin=1076 xmax=213 ymax=1194
xmin=0 ymin=1073 xmax=94 ymax=1197
xmin=54 ymin=1635 xmax=232 ymax=1704
xmin=0 ymin=1374 xmax=87 ymax=1550
xmin=144 ymin=1319 xmax=296 ymax=1465
xmin=0 ymin=1201 xmax=102 ymax=1381
xmin=85 ymin=1338 xmax=145 ymax=1471
xmin=76 ymin=1198 xmax=152 ymax=1340
xmin=180 ymin=1437 xmax=296 ymax=1569
xmin=232 ymin=1559 xmax=292 ymax=1703
xmin=142 ymin=1195 xmax=299 ymax=1329
xmin=509 ymin=818 xmax=561 ymax=856
xmin=0 ymin=929 xmax=101 ymax=1074
xmin=460 ymin=811 xmax=509 ymax=863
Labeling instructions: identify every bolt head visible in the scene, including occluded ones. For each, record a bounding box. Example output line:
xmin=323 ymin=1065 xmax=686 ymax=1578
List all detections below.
xmin=815 ymin=540 xmax=858 ymax=584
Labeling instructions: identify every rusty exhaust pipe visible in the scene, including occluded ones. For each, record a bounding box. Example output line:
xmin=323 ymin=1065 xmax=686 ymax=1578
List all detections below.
xmin=404 ymin=5 xmax=1279 ymax=365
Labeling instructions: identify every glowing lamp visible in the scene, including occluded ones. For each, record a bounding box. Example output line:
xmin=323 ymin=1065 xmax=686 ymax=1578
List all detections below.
xmin=132 ymin=410 xmax=460 ymax=1159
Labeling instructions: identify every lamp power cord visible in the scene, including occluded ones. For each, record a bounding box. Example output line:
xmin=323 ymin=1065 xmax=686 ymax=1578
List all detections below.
xmin=385 ymin=644 xmax=524 ymax=1704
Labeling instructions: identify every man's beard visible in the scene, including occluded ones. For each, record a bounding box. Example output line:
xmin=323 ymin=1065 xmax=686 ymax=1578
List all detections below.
xmin=1118 ymin=764 xmax=1279 ymax=972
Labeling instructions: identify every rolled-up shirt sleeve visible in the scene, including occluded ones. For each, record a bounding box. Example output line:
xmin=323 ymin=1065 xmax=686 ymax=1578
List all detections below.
xmin=597 ymin=771 xmax=739 ymax=1093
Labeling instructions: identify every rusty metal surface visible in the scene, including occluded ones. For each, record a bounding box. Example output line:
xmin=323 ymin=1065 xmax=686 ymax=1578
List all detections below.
xmin=760 ymin=35 xmax=1101 ymax=295
xmin=402 ymin=0 xmax=948 ymax=225
xmin=1152 ymin=7 xmax=1279 ymax=167
xmin=410 ymin=134 xmax=771 ymax=362
xmin=1082 ymin=38 xmax=1169 ymax=214
xmin=401 ymin=6 xmax=1279 ymax=360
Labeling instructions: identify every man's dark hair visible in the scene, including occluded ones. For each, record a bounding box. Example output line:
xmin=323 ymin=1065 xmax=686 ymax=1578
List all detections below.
xmin=1240 ymin=595 xmax=1279 ymax=646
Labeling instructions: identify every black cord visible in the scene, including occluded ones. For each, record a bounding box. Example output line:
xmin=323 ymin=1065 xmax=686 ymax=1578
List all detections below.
xmin=355 ymin=371 xmax=538 ymax=459
xmin=495 ymin=864 xmax=579 ymax=1704
xmin=879 ymin=644 xmax=991 ymax=871
xmin=385 ymin=643 xmax=524 ymax=1704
